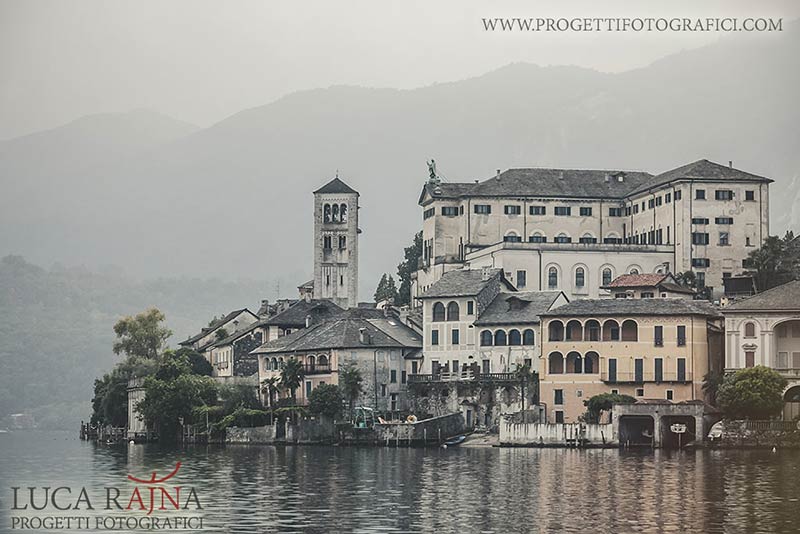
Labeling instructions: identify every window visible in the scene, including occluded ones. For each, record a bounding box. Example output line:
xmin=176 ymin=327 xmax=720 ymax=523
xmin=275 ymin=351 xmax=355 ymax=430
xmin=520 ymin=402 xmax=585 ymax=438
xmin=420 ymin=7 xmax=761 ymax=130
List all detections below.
xmin=494 ymin=330 xmax=507 ymax=346
xmin=555 ymin=410 xmax=564 ymax=423
xmin=441 ymin=206 xmax=459 ymax=216
xmin=607 ymin=359 xmax=617 ymax=382
xmin=523 ymin=329 xmax=535 ymax=345
xmin=555 ymin=234 xmax=572 ymax=244
xmin=516 ymin=270 xmax=527 ymax=289
xmin=575 ymin=267 xmax=585 ymax=287
xmin=692 ymin=217 xmax=709 ymax=225
xmin=431 ymin=329 xmax=439 ymax=346
xmin=654 ymin=326 xmax=664 ymax=346
xmin=446 ymin=302 xmax=460 ymax=321
xmin=635 ymin=388 xmax=645 ymax=397
xmin=692 ymin=258 xmax=710 ymax=268
xmin=674 ymin=190 xmax=682 ymax=200
xmin=692 ymin=233 xmax=709 ymax=245
xmin=656 ymin=196 xmax=662 ymax=206
xmin=432 ymin=302 xmax=446 ymax=322
xmin=655 ymin=358 xmax=663 ymax=382
xmin=508 ymin=329 xmax=521 ymax=345
xmin=666 ymin=390 xmax=674 ymax=400
xmin=340 ymin=275 xmax=344 ymax=286
xmin=719 ymin=232 xmax=730 ymax=246
xmin=451 ymin=329 xmax=460 ymax=345
xmin=697 ymin=272 xmax=706 ymax=287
xmin=554 ymin=389 xmax=564 ymax=405
xmin=323 ymin=236 xmax=332 ymax=249
xmin=715 ymin=190 xmax=734 ymax=200
xmin=401 ymin=371 xmax=407 ymax=384
xmin=504 ymin=234 xmax=522 ymax=243
xmin=648 ymin=199 xmax=655 ymax=209
xmin=554 ymin=206 xmax=571 ymax=216
xmin=530 ymin=205 xmax=546 ymax=215
xmin=745 ymin=351 xmax=755 ymax=368
xmin=339 ymin=235 xmax=347 ymax=249
xmin=746 ymin=237 xmax=752 ymax=247
xmin=467 ymin=301 xmax=474 ymax=315
xmin=529 ymin=234 xmax=546 ymax=243
xmin=390 ymin=370 xmax=397 ymax=383
xmin=677 ymin=325 xmax=686 ymax=346
xmin=634 ymin=358 xmax=644 ymax=383
xmin=602 ymin=268 xmax=612 ymax=286
xmin=677 ymin=358 xmax=687 ymax=381
xmin=579 ymin=235 xmax=597 ymax=244
xmin=411 ymin=361 xmax=418 ymax=374
xmin=423 ymin=207 xmax=435 ymax=219
xmin=504 ymin=205 xmax=521 ymax=215
xmin=474 ymin=204 xmax=491 ymax=215
xmin=580 ymin=207 xmax=592 ymax=216
xmin=609 ymin=207 xmax=623 ymax=217
xmin=696 ymin=189 xmax=706 ymax=200
xmin=745 ymin=190 xmax=755 ymax=201
xmin=381 ymin=384 xmax=387 ymax=397
xmin=744 ymin=322 xmax=756 ymax=338
xmin=480 ymin=330 xmax=492 ymax=346
xmin=548 ymin=267 xmax=558 ymax=288
xmin=716 ymin=217 xmax=734 ymax=225
xmin=633 ymin=204 xmax=639 ymax=214
xmin=641 ymin=292 xmax=654 ymax=299
xmin=665 ymin=193 xmax=672 ymax=203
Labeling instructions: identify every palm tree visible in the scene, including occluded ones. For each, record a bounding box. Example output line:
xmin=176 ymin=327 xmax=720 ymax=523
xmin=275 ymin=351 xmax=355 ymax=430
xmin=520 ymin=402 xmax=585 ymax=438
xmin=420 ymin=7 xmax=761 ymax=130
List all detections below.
xmin=280 ymin=358 xmax=305 ymax=406
xmin=260 ymin=376 xmax=280 ymax=407
xmin=339 ymin=365 xmax=364 ymax=422
xmin=515 ymin=363 xmax=536 ymax=423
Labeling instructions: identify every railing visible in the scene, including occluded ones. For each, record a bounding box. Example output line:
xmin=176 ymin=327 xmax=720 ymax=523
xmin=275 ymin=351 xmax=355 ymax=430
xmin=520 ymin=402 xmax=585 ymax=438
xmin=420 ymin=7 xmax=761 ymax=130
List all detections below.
xmin=744 ymin=420 xmax=798 ymax=432
xmin=303 ymin=364 xmax=332 ymax=375
xmin=599 ymin=371 xmax=693 ymax=383
xmin=408 ymin=372 xmax=522 ymax=384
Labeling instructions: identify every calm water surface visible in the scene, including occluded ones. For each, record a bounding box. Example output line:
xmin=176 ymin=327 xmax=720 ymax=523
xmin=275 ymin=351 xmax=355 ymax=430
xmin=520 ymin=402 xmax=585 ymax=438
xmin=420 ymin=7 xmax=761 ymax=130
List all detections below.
xmin=1 ymin=431 xmax=799 ymax=533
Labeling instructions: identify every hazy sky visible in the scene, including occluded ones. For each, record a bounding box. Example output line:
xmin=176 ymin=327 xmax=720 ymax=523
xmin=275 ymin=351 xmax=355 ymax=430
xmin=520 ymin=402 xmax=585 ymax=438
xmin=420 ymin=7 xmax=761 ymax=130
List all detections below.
xmin=1 ymin=0 xmax=799 ymax=139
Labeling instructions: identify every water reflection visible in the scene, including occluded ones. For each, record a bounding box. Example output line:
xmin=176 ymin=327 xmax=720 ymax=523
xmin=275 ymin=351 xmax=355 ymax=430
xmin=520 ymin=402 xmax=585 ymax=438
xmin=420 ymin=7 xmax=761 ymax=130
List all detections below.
xmin=1 ymin=432 xmax=799 ymax=533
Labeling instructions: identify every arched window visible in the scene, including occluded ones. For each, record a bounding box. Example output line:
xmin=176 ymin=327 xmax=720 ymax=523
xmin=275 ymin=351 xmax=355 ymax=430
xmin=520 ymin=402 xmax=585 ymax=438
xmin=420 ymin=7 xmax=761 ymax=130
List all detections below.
xmin=548 ymin=267 xmax=558 ymax=288
xmin=331 ymin=203 xmax=339 ymax=222
xmin=318 ymin=354 xmax=328 ymax=367
xmin=585 ymin=320 xmax=601 ymax=341
xmin=548 ymin=352 xmax=564 ymax=374
xmin=271 ymin=357 xmax=278 ymax=371
xmin=621 ymin=320 xmax=638 ymax=341
xmin=508 ymin=329 xmax=521 ymax=345
xmin=575 ymin=267 xmax=585 ymax=288
xmin=567 ymin=352 xmax=582 ymax=373
xmin=529 ymin=232 xmax=546 ymax=243
xmin=432 ymin=302 xmax=446 ymax=322
xmin=480 ymin=330 xmax=493 ymax=346
xmin=744 ymin=322 xmax=756 ymax=338
xmin=504 ymin=232 xmax=522 ymax=243
xmin=555 ymin=233 xmax=571 ymax=244
xmin=548 ymin=320 xmax=564 ymax=342
xmin=523 ymin=329 xmax=535 ymax=345
xmin=584 ymin=351 xmax=598 ymax=374
xmin=629 ymin=268 xmax=639 ymax=275
xmin=446 ymin=302 xmax=460 ymax=321
xmin=602 ymin=320 xmax=620 ymax=341
xmin=565 ymin=320 xmax=583 ymax=341
xmin=494 ymin=330 xmax=507 ymax=346
xmin=307 ymin=355 xmax=316 ymax=370
xmin=323 ymin=204 xmax=331 ymax=223
xmin=340 ymin=204 xmax=348 ymax=222
xmin=602 ymin=268 xmax=613 ymax=286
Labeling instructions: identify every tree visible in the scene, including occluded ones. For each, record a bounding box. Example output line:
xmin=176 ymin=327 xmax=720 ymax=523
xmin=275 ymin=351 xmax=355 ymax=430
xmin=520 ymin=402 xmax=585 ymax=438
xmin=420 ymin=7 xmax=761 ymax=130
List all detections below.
xmin=374 ymin=273 xmax=399 ymax=303
xmin=675 ymin=271 xmax=711 ymax=301
xmin=261 ymin=376 xmax=280 ymax=408
xmin=90 ymin=371 xmax=128 ymax=427
xmin=339 ymin=364 xmax=364 ymax=421
xmin=717 ymin=366 xmax=788 ymax=419
xmin=219 ymin=383 xmax=262 ymax=413
xmin=280 ymin=358 xmax=305 ymax=405
xmin=514 ymin=363 xmax=536 ymax=419
xmin=112 ymin=308 xmax=172 ymax=359
xmin=175 ymin=347 xmax=213 ymax=376
xmin=308 ymin=384 xmax=344 ymax=420
xmin=215 ymin=328 xmax=230 ymax=341
xmin=702 ymin=369 xmax=724 ymax=406
xmin=137 ymin=372 xmax=218 ymax=440
xmin=582 ymin=393 xmax=636 ymax=423
xmin=396 ymin=231 xmax=423 ymax=307
xmin=744 ymin=231 xmax=799 ymax=291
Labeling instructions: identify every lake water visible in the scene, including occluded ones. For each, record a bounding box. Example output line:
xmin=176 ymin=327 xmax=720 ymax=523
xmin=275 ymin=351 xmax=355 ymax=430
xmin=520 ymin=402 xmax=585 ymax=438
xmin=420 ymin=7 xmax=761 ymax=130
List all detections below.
xmin=1 ymin=431 xmax=799 ymax=533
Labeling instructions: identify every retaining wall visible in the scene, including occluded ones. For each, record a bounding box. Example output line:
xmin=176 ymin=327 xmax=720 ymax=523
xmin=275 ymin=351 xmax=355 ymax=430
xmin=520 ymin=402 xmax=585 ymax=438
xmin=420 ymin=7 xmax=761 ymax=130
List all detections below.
xmin=500 ymin=421 xmax=614 ymax=447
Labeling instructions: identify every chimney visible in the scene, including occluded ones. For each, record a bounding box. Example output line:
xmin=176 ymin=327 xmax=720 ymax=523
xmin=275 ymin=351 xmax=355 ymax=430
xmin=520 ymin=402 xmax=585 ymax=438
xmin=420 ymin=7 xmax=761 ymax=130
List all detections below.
xmin=359 ymin=327 xmax=370 ymax=345
xmin=304 ymin=292 xmax=311 ymax=303
xmin=496 ymin=169 xmax=501 ymax=179
xmin=305 ymin=314 xmax=312 ymax=328
xmin=617 ymin=174 xmax=624 ymax=183
xmin=559 ymin=171 xmax=564 ymax=180
xmin=604 ymin=173 xmax=610 ymax=183
xmin=481 ymin=266 xmax=491 ymax=281
xmin=729 ymin=160 xmax=733 ymax=169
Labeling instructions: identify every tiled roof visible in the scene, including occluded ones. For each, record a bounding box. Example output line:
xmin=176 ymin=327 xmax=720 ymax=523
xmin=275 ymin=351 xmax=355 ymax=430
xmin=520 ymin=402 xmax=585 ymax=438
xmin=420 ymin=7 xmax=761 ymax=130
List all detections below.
xmin=474 ymin=291 xmax=564 ymax=326
xmin=420 ymin=268 xmax=513 ymax=298
xmin=540 ymin=298 xmax=721 ymax=318
xmin=724 ymin=279 xmax=800 ymax=312
xmin=263 ymin=299 xmax=343 ymax=327
xmin=181 ymin=308 xmax=255 ymax=345
xmin=629 ymin=159 xmax=771 ymax=195
xmin=313 ymin=177 xmax=358 ymax=195
xmin=604 ymin=273 xmax=668 ymax=288
xmin=251 ymin=309 xmax=421 ymax=354
xmin=209 ymin=320 xmax=266 ymax=348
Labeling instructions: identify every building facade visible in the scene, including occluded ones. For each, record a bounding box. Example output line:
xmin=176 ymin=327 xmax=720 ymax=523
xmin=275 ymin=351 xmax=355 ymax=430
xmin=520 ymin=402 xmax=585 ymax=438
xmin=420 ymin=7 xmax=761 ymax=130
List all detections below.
xmin=539 ymin=299 xmax=723 ymax=423
xmin=723 ymin=279 xmax=800 ymax=420
xmin=413 ymin=159 xmax=771 ymax=301
xmin=313 ymin=177 xmax=360 ymax=309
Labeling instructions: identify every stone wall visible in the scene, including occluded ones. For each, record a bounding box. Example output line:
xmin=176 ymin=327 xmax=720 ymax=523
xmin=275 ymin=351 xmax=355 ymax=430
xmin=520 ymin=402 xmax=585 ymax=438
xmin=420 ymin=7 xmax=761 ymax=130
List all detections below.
xmin=286 ymin=418 xmax=336 ymax=444
xmin=711 ymin=420 xmax=800 ymax=448
xmin=226 ymin=425 xmax=279 ymax=444
xmin=500 ymin=421 xmax=614 ymax=446
xmin=375 ymin=412 xmax=465 ymax=445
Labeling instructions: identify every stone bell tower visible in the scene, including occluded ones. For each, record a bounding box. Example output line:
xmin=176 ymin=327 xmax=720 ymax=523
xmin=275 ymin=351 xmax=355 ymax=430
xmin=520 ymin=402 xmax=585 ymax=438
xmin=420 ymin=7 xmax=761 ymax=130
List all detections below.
xmin=313 ymin=176 xmax=359 ymax=309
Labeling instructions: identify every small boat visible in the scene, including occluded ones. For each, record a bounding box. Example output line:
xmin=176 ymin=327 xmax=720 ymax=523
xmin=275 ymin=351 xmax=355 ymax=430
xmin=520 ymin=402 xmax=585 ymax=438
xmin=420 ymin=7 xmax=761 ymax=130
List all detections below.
xmin=443 ymin=435 xmax=466 ymax=448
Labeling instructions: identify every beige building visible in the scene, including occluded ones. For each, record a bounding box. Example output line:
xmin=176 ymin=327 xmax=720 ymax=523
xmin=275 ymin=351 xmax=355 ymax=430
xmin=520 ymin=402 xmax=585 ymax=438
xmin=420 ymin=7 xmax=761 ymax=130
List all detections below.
xmin=723 ymin=279 xmax=800 ymax=420
xmin=414 ymin=159 xmax=770 ymax=301
xmin=600 ymin=273 xmax=695 ymax=299
xmin=539 ymin=299 xmax=723 ymax=423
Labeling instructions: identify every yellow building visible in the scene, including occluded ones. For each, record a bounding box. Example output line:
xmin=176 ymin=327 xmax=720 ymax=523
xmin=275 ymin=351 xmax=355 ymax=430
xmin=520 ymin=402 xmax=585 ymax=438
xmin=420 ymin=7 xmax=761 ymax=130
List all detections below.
xmin=539 ymin=299 xmax=723 ymax=423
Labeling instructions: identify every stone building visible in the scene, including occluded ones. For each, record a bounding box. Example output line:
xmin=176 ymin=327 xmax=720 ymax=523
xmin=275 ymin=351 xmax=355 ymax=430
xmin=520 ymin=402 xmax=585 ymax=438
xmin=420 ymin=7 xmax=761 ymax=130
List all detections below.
xmin=179 ymin=308 xmax=259 ymax=357
xmin=252 ymin=308 xmax=422 ymax=413
xmin=722 ymin=279 xmax=800 ymax=420
xmin=539 ymin=298 xmax=723 ymax=423
xmin=312 ymin=177 xmax=360 ymax=309
xmin=600 ymin=273 xmax=695 ymax=299
xmin=413 ymin=159 xmax=771 ymax=301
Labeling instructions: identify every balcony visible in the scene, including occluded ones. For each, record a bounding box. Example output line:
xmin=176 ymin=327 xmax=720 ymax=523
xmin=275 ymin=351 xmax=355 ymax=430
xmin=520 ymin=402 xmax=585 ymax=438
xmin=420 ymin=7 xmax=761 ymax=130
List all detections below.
xmin=600 ymin=371 xmax=693 ymax=384
xmin=303 ymin=364 xmax=332 ymax=375
xmin=408 ymin=371 xmax=521 ymax=384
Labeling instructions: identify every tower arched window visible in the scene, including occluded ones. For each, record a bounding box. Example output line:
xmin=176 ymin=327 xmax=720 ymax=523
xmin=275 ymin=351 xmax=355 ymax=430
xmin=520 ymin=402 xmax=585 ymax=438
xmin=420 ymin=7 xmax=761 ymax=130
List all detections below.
xmin=446 ymin=302 xmax=460 ymax=321
xmin=548 ymin=267 xmax=558 ymax=288
xmin=323 ymin=204 xmax=331 ymax=223
xmin=432 ymin=302 xmax=446 ymax=322
xmin=575 ymin=267 xmax=585 ymax=287
xmin=331 ymin=204 xmax=339 ymax=222
xmin=602 ymin=268 xmax=613 ymax=286
xmin=340 ymin=204 xmax=348 ymax=222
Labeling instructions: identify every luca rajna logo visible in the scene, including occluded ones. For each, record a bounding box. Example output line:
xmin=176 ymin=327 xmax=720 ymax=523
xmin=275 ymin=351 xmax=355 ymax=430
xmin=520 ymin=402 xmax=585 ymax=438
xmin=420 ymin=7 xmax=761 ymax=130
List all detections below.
xmin=9 ymin=462 xmax=204 ymax=531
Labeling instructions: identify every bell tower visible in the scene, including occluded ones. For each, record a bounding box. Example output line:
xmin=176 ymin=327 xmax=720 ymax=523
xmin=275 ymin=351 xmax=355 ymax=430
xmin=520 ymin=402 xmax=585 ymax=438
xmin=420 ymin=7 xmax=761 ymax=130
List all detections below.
xmin=313 ymin=176 xmax=359 ymax=309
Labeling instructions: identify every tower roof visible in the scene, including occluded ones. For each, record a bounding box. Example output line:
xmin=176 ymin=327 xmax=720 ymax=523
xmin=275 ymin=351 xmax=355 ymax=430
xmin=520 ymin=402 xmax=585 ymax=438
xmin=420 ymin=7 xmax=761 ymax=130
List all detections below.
xmin=314 ymin=177 xmax=359 ymax=195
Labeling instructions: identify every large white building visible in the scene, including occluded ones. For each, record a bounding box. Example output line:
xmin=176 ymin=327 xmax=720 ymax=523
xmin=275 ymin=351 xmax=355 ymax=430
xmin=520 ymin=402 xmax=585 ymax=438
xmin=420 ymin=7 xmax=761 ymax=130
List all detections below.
xmin=413 ymin=159 xmax=771 ymax=302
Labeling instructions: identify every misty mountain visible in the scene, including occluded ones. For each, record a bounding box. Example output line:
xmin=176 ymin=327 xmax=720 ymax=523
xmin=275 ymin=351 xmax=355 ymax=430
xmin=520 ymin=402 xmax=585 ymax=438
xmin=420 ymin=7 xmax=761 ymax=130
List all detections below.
xmin=0 ymin=26 xmax=798 ymax=301
xmin=0 ymin=255 xmax=269 ymax=427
